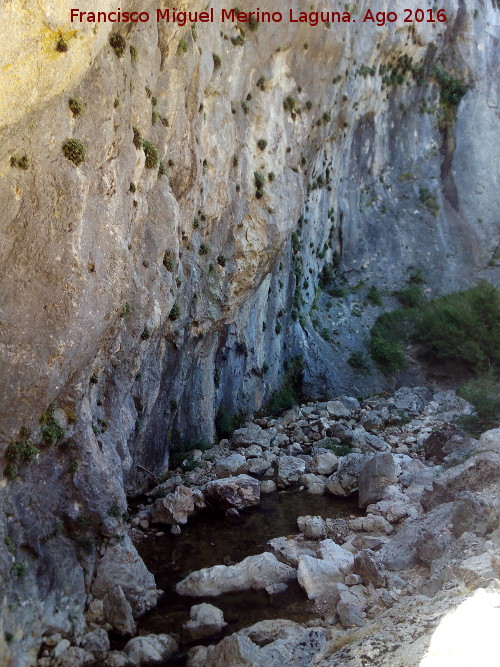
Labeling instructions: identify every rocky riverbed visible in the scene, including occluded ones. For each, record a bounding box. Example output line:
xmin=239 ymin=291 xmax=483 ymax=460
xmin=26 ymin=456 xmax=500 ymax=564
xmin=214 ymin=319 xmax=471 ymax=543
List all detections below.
xmin=33 ymin=386 xmax=500 ymax=666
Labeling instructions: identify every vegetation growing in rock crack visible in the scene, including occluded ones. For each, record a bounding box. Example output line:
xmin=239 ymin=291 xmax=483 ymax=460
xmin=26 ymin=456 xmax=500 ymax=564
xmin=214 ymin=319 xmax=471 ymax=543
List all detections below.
xmin=109 ymin=33 xmax=126 ymax=58
xmin=10 ymin=155 xmax=29 ymax=170
xmin=62 ymin=139 xmax=86 ymax=165
xmin=142 ymin=140 xmax=159 ymax=169
xmin=40 ymin=403 xmax=66 ymax=445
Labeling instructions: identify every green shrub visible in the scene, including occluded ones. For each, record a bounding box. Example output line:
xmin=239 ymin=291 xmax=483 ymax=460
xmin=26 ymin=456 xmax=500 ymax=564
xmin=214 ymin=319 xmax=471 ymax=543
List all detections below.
xmin=199 ymin=243 xmax=209 ymax=256
xmin=142 ymin=140 xmax=159 ymax=169
xmin=432 ymin=67 xmax=468 ymax=106
xmin=259 ymin=356 xmax=304 ymax=417
xmin=457 ymin=371 xmax=500 ymax=435
xmin=419 ymin=186 xmax=439 ymax=216
xmin=215 ymin=405 xmax=245 ymax=440
xmin=163 ymin=251 xmax=174 ymax=271
xmin=68 ymin=98 xmax=83 ymax=116
xmin=348 ymin=352 xmax=371 ymax=374
xmin=370 ymin=309 xmax=413 ymax=373
xmin=177 ymin=38 xmax=188 ymax=54
xmin=212 ymin=53 xmax=222 ymax=69
xmin=6 ymin=440 xmax=39 ymax=464
xmin=132 ymin=127 xmax=142 ymax=149
xmin=11 ymin=562 xmax=25 ymax=578
xmin=109 ymin=33 xmax=126 ymax=57
xmin=217 ymin=254 xmax=226 ymax=267
xmin=257 ymin=138 xmax=267 ymax=150
xmin=40 ymin=403 xmax=66 ymax=445
xmin=396 ymin=284 xmax=425 ymax=308
xmin=10 ymin=155 xmax=29 ymax=170
xmin=367 ymin=285 xmax=382 ymax=306
xmin=254 ymin=171 xmax=265 ymax=190
xmin=169 ymin=302 xmax=181 ymax=321
xmin=413 ymin=282 xmax=500 ymax=371
xmin=62 ymin=138 xmax=86 ymax=165
xmin=318 ymin=438 xmax=352 ymax=457
xmin=140 ymin=326 xmax=151 ymax=340
xmin=283 ymin=96 xmax=296 ymax=112
xmin=130 ymin=45 xmax=138 ymax=62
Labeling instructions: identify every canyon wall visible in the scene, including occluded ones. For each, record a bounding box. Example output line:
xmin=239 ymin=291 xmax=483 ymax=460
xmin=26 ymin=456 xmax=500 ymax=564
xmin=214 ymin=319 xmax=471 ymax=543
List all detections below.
xmin=0 ymin=0 xmax=498 ymax=663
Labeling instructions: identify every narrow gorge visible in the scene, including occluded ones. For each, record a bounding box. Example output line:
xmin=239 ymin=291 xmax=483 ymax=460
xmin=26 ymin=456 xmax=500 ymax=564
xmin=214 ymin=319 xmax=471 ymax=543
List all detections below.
xmin=0 ymin=1 xmax=499 ymax=665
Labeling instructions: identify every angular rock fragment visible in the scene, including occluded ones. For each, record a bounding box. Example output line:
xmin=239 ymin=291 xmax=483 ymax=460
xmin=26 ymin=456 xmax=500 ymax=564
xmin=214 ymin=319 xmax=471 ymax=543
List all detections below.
xmin=176 ymin=552 xmax=295 ymax=596
xmin=205 ymin=474 xmax=260 ymax=509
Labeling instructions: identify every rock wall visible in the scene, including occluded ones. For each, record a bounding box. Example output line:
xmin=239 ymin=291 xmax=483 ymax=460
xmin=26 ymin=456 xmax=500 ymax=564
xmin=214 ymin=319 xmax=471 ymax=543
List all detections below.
xmin=0 ymin=0 xmax=498 ymax=663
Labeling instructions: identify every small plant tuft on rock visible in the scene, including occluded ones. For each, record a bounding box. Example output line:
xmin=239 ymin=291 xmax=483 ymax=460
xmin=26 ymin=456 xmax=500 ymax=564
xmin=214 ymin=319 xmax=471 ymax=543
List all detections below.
xmin=169 ymin=302 xmax=181 ymax=321
xmin=142 ymin=140 xmax=159 ymax=169
xmin=10 ymin=155 xmax=29 ymax=170
xmin=109 ymin=33 xmax=126 ymax=58
xmin=132 ymin=127 xmax=142 ymax=149
xmin=56 ymin=37 xmax=68 ymax=52
xmin=177 ymin=38 xmax=188 ymax=55
xmin=68 ymin=98 xmax=84 ymax=117
xmin=62 ymin=138 xmax=86 ymax=166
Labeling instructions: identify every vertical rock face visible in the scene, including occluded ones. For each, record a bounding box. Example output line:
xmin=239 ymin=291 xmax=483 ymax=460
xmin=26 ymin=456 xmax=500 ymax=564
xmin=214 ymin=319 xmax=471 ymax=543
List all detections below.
xmin=0 ymin=0 xmax=498 ymax=662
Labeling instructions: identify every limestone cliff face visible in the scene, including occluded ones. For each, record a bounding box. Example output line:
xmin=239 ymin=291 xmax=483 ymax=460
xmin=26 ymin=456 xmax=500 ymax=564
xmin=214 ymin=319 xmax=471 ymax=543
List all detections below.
xmin=0 ymin=0 xmax=498 ymax=663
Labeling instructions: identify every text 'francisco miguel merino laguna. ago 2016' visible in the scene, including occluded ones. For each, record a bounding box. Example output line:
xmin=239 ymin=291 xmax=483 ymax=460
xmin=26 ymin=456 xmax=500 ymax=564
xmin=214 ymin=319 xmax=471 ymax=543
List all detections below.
xmin=70 ymin=7 xmax=448 ymax=26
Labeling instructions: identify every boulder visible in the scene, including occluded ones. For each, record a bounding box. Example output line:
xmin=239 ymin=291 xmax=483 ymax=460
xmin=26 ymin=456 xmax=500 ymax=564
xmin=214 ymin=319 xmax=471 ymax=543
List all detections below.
xmin=183 ymin=603 xmax=227 ymax=641
xmin=260 ymin=480 xmax=277 ymax=494
xmin=232 ymin=424 xmax=272 ymax=449
xmin=301 ymin=473 xmax=326 ymax=495
xmin=452 ymin=492 xmax=494 ymax=537
xmin=351 ymin=427 xmax=391 ymax=453
xmin=319 ymin=540 xmax=355 ymax=574
xmin=247 ymin=457 xmax=270 ymax=475
xmin=268 ymin=536 xmax=318 ymax=567
xmin=337 ymin=599 xmax=366 ymax=628
xmin=297 ymin=515 xmax=325 ymax=540
xmin=51 ymin=647 xmax=95 ymax=666
xmin=123 ymin=634 xmax=178 ymax=666
xmin=393 ymin=386 xmax=432 ymax=414
xmin=150 ymin=486 xmax=195 ymax=525
xmin=358 ymin=453 xmax=398 ymax=508
xmin=366 ymin=499 xmax=415 ymax=523
xmin=339 ymin=396 xmax=361 ymax=412
xmin=326 ymin=453 xmax=372 ymax=496
xmin=297 ymin=555 xmax=345 ymax=599
xmin=326 ymin=401 xmax=352 ymax=418
xmin=432 ymin=389 xmax=474 ymax=417
xmin=176 ymin=552 xmax=295 ymax=596
xmin=245 ymin=444 xmax=264 ymax=458
xmin=353 ymin=549 xmax=386 ymax=587
xmin=311 ymin=451 xmax=338 ymax=475
xmin=277 ymin=456 xmax=306 ymax=487
xmin=187 ymin=621 xmax=326 ymax=667
xmin=80 ymin=629 xmax=110 ymax=653
xmin=92 ymin=535 xmax=159 ymax=616
xmin=205 ymin=475 xmax=260 ymax=510
xmin=423 ymin=425 xmax=473 ymax=462
xmin=349 ymin=514 xmax=393 ymax=534
xmin=380 ymin=502 xmax=454 ymax=571
xmin=103 ymin=586 xmax=136 ymax=636
xmin=215 ymin=453 xmax=248 ymax=477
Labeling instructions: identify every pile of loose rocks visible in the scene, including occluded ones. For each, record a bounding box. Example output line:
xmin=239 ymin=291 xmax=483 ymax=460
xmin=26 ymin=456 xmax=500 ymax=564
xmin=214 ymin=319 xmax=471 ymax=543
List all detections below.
xmin=36 ymin=387 xmax=500 ymax=666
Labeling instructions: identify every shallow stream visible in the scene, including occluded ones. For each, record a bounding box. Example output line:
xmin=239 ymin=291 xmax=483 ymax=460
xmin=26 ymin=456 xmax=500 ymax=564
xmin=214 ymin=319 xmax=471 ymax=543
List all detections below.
xmin=134 ymin=490 xmax=360 ymax=661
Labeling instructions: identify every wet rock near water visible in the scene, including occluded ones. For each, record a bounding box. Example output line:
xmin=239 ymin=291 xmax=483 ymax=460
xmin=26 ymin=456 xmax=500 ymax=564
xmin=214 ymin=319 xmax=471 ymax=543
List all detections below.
xmin=37 ymin=391 xmax=500 ymax=667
